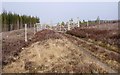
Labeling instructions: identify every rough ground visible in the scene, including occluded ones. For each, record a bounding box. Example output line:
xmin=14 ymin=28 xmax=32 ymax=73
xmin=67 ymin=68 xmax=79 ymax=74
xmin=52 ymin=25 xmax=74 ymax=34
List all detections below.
xmin=2 ymin=28 xmax=35 ymax=66
xmin=67 ymin=23 xmax=120 ymax=52
xmin=66 ymin=23 xmax=120 ymax=72
xmin=2 ymin=29 xmax=119 ymax=73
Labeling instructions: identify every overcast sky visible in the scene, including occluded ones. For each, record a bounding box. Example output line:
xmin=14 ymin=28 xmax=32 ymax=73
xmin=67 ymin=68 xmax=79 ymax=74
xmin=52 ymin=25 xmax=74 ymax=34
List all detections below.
xmin=2 ymin=2 xmax=118 ymax=24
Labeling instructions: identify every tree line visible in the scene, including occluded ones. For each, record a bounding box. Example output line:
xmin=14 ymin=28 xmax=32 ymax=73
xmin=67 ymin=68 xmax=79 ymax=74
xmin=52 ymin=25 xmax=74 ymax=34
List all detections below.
xmin=1 ymin=10 xmax=40 ymax=32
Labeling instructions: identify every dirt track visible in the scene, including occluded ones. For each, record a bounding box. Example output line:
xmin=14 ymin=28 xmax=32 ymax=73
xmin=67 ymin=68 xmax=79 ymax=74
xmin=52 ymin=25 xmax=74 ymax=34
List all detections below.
xmin=2 ymin=29 xmax=119 ymax=73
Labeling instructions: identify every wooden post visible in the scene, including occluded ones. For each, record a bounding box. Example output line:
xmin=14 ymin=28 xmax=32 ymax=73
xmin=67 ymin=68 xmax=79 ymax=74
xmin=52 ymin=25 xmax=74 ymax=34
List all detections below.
xmin=77 ymin=17 xmax=80 ymax=27
xmin=60 ymin=24 xmax=61 ymax=31
xmin=25 ymin=24 xmax=27 ymax=42
xmin=40 ymin=24 xmax=42 ymax=30
xmin=99 ymin=20 xmax=100 ymax=24
xmin=50 ymin=20 xmax=52 ymax=30
xmin=87 ymin=20 xmax=89 ymax=27
xmin=36 ymin=23 xmax=40 ymax=32
xmin=68 ymin=20 xmax=71 ymax=30
xmin=36 ymin=23 xmax=38 ymax=32
xmin=34 ymin=24 xmax=36 ymax=34
xmin=44 ymin=24 xmax=46 ymax=29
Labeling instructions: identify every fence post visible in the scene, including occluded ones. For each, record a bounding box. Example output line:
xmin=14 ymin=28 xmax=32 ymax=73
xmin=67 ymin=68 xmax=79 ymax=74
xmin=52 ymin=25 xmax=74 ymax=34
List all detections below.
xmin=77 ymin=17 xmax=80 ymax=27
xmin=99 ymin=20 xmax=100 ymax=24
xmin=36 ymin=23 xmax=38 ymax=32
xmin=60 ymin=24 xmax=61 ymax=31
xmin=87 ymin=20 xmax=89 ymax=27
xmin=34 ymin=24 xmax=36 ymax=34
xmin=40 ymin=24 xmax=42 ymax=30
xmin=36 ymin=23 xmax=40 ymax=32
xmin=68 ymin=20 xmax=71 ymax=30
xmin=50 ymin=20 xmax=52 ymax=30
xmin=25 ymin=24 xmax=27 ymax=42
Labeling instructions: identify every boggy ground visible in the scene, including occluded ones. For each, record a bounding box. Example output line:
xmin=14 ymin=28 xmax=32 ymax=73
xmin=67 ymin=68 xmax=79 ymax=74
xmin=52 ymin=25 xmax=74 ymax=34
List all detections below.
xmin=2 ymin=29 xmax=118 ymax=73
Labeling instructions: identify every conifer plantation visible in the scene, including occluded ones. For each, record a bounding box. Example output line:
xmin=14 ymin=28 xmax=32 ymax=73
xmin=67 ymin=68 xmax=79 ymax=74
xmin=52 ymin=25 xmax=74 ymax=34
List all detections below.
xmin=1 ymin=11 xmax=40 ymax=32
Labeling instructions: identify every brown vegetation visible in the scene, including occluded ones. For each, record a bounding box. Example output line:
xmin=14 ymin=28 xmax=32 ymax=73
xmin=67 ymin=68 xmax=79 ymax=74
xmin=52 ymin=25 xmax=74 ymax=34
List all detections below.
xmin=66 ymin=24 xmax=120 ymax=53
xmin=2 ymin=29 xmax=62 ymax=66
xmin=66 ymin=23 xmax=120 ymax=71
xmin=3 ymin=33 xmax=108 ymax=73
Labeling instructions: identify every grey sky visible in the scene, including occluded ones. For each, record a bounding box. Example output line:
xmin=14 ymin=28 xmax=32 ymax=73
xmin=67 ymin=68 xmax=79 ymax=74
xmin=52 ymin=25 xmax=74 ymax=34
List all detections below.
xmin=2 ymin=2 xmax=118 ymax=24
